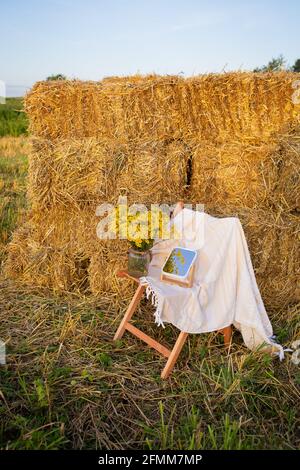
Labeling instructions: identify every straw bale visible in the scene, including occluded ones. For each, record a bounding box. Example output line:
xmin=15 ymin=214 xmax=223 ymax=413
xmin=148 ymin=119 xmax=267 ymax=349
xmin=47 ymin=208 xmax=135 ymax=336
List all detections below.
xmin=28 ymin=138 xmax=189 ymax=210
xmin=24 ymin=73 xmax=300 ymax=142
xmin=113 ymin=139 xmax=189 ymax=205
xmin=4 ymin=221 xmax=133 ymax=298
xmin=88 ymin=240 xmax=134 ymax=299
xmin=181 ymin=73 xmax=299 ymax=141
xmin=190 ymin=139 xmax=280 ymax=209
xmin=207 ymin=207 xmax=300 ymax=309
xmin=4 ymin=223 xmax=89 ymax=292
xmin=247 ymin=213 xmax=299 ymax=309
xmin=5 ymin=72 xmax=300 ymax=310
xmin=33 ymin=134 xmax=299 ymax=214
xmin=271 ymin=132 xmax=300 ymax=211
xmin=190 ymin=129 xmax=300 ymax=212
xmin=28 ymin=207 xmax=101 ymax=255
xmin=4 ymin=217 xmax=140 ymax=300
xmin=28 ymin=138 xmax=114 ymax=210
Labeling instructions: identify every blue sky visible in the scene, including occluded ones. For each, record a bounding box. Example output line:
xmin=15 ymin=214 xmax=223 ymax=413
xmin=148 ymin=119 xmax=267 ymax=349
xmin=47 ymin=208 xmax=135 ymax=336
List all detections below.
xmin=1 ymin=0 xmax=299 ymax=96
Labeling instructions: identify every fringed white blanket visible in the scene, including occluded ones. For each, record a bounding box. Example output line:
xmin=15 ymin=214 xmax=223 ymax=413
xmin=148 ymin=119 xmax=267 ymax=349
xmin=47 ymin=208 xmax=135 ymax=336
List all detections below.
xmin=140 ymin=209 xmax=285 ymax=359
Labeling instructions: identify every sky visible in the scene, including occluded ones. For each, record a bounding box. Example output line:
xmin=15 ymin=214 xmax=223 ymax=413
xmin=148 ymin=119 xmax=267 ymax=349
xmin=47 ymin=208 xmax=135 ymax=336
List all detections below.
xmin=1 ymin=0 xmax=299 ymax=96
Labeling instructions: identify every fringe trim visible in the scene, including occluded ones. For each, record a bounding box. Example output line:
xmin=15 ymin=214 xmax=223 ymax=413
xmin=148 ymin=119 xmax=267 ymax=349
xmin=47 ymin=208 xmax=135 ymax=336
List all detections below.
xmin=140 ymin=277 xmax=165 ymax=328
xmin=269 ymin=335 xmax=292 ymax=361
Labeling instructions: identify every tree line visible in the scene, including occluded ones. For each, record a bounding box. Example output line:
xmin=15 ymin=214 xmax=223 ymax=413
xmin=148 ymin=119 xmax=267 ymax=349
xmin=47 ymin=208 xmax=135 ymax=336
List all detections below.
xmin=46 ymin=56 xmax=300 ymax=81
xmin=253 ymin=55 xmax=300 ymax=73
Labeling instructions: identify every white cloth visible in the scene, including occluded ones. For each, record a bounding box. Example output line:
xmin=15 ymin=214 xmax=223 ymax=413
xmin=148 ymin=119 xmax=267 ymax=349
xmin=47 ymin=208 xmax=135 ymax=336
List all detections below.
xmin=140 ymin=209 xmax=285 ymax=359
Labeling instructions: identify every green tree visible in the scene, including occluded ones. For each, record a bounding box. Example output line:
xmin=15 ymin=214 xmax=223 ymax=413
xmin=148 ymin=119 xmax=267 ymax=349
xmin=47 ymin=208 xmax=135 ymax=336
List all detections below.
xmin=46 ymin=74 xmax=67 ymax=81
xmin=292 ymin=59 xmax=300 ymax=72
xmin=253 ymin=55 xmax=286 ymax=73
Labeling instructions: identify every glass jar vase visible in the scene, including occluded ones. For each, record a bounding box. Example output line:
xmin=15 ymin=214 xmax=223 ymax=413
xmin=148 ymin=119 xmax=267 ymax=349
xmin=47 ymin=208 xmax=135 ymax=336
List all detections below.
xmin=127 ymin=248 xmax=151 ymax=278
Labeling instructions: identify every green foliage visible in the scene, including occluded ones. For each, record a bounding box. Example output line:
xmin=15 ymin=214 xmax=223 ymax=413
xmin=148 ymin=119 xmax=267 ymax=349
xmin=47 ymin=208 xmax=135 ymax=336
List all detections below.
xmin=143 ymin=402 xmax=254 ymax=450
xmin=46 ymin=74 xmax=67 ymax=81
xmin=255 ymin=54 xmax=300 ymax=73
xmin=33 ymin=378 xmax=49 ymax=408
xmin=0 ymin=98 xmax=28 ymax=136
xmin=254 ymin=54 xmax=286 ymax=73
xmin=292 ymin=58 xmax=300 ymax=72
xmin=96 ymin=352 xmax=113 ymax=368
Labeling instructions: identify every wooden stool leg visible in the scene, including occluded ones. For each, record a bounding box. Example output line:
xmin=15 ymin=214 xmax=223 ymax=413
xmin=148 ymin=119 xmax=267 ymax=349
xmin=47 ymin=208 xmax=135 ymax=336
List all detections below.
xmin=161 ymin=331 xmax=188 ymax=379
xmin=114 ymin=285 xmax=145 ymax=340
xmin=222 ymin=325 xmax=232 ymax=347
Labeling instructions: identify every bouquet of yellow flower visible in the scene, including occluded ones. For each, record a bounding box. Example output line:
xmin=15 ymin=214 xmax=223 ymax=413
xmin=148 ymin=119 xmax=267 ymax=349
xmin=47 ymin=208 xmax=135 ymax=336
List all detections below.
xmin=110 ymin=205 xmax=171 ymax=250
xmin=108 ymin=204 xmax=176 ymax=277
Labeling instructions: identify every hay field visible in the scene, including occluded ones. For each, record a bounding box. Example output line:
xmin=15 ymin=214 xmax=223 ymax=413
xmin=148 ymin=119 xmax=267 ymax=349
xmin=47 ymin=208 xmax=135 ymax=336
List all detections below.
xmin=0 ymin=137 xmax=29 ymax=266
xmin=0 ymin=72 xmax=300 ymax=450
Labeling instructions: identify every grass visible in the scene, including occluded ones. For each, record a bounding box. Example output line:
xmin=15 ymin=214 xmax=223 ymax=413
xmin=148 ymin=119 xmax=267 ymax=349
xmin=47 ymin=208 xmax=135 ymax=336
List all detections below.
xmin=0 ymin=137 xmax=29 ymax=267
xmin=0 ymin=134 xmax=299 ymax=450
xmin=0 ymin=98 xmax=28 ymax=137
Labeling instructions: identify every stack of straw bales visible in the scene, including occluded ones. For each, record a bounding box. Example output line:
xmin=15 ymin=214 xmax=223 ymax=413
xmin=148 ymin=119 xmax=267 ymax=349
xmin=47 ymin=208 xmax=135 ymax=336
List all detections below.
xmin=5 ymin=73 xmax=300 ymax=309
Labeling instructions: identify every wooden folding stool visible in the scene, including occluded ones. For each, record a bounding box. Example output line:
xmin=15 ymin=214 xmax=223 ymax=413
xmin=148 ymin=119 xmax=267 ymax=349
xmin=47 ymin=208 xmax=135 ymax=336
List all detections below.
xmin=114 ymin=269 xmax=232 ymax=379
